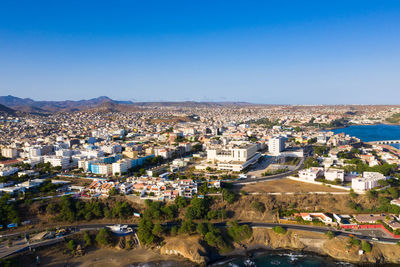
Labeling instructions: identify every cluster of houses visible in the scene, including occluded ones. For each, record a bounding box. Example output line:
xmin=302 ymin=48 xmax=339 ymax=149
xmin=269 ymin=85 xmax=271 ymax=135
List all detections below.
xmin=284 ymin=212 xmax=400 ymax=233
xmin=83 ymin=176 xmax=217 ymax=201
xmin=297 ymin=167 xmax=387 ymax=192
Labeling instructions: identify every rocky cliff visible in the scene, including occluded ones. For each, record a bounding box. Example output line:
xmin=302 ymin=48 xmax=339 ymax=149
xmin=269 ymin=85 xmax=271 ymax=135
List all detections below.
xmin=159 ymin=229 xmax=400 ymax=265
xmin=160 ymin=235 xmax=210 ymax=265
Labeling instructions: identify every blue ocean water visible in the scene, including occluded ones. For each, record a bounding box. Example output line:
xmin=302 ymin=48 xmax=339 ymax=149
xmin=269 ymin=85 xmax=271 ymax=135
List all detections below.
xmin=210 ymin=251 xmax=355 ymax=267
xmin=210 ymin=250 xmax=400 ymax=267
xmin=330 ymin=124 xmax=400 ymax=143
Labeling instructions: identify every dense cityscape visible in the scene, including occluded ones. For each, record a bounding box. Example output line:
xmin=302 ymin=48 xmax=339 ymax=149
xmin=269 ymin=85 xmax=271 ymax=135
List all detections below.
xmin=1 ymin=98 xmax=400 ymax=265
xmin=2 ymin=1 xmax=400 ymax=266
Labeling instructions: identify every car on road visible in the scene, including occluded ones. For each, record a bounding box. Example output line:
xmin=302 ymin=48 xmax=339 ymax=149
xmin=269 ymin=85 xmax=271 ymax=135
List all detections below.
xmin=372 ymin=237 xmax=379 ymax=241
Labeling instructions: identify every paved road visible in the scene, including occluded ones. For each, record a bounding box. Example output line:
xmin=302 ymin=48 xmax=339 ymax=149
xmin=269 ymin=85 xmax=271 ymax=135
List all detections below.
xmin=1 ymin=220 xmax=399 ymax=259
xmin=232 ymin=157 xmax=305 ymax=185
xmin=246 ymin=222 xmax=398 ymax=244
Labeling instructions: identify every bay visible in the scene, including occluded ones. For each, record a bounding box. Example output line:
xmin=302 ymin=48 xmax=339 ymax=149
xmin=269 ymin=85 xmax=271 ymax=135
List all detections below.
xmin=329 ymin=124 xmax=400 ymax=143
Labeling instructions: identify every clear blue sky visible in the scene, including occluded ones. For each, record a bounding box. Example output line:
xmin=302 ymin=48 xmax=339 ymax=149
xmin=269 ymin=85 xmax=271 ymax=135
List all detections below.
xmin=1 ymin=0 xmax=400 ymax=104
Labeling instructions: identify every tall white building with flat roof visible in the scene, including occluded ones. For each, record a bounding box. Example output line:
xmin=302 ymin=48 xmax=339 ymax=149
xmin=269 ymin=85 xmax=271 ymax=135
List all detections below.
xmin=351 ymin=171 xmax=386 ymax=192
xmin=268 ymin=136 xmax=285 ymax=155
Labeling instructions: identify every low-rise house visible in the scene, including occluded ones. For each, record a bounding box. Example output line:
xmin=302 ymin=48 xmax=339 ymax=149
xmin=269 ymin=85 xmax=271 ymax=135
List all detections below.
xmin=353 ymin=214 xmax=391 ymax=224
xmin=298 ymin=167 xmax=324 ymax=181
xmin=296 ymin=212 xmax=333 ymax=224
xmin=324 ymin=168 xmax=345 ymax=182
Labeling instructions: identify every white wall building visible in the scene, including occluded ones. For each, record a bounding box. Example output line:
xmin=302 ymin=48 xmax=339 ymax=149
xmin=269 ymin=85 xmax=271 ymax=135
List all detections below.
xmin=268 ymin=136 xmax=285 ymax=155
xmin=206 ymin=143 xmax=261 ymax=172
xmin=324 ymin=168 xmax=345 ymax=182
xmin=1 ymin=147 xmax=18 ymax=159
xmin=44 ymin=156 xmax=70 ymax=169
xmin=29 ymin=147 xmax=41 ymax=158
xmin=351 ymin=171 xmax=386 ymax=192
xmin=298 ymin=167 xmax=324 ymax=181
xmin=112 ymin=160 xmax=131 ymax=175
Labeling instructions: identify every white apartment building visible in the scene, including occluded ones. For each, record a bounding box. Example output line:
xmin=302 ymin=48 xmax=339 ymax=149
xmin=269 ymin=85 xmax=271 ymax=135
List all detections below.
xmin=112 ymin=159 xmax=131 ymax=175
xmin=55 ymin=149 xmax=73 ymax=157
xmin=179 ymin=142 xmax=191 ymax=153
xmin=101 ymin=144 xmax=122 ymax=154
xmin=96 ymin=164 xmax=113 ymax=176
xmin=154 ymin=148 xmax=173 ymax=159
xmin=81 ymin=149 xmax=104 ymax=159
xmin=268 ymin=136 xmax=285 ymax=156
xmin=351 ymin=171 xmax=386 ymax=192
xmin=78 ymin=159 xmax=93 ymax=172
xmin=29 ymin=147 xmax=41 ymax=158
xmin=44 ymin=156 xmax=70 ymax=169
xmin=1 ymin=147 xmax=18 ymax=159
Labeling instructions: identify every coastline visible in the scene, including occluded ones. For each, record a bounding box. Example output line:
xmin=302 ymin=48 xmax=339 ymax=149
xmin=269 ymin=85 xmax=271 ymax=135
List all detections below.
xmin=324 ymin=122 xmax=400 ymax=132
xmin=13 ymin=228 xmax=400 ymax=266
xmin=161 ymin=228 xmax=400 ymax=266
xmin=210 ymin=247 xmax=357 ymax=266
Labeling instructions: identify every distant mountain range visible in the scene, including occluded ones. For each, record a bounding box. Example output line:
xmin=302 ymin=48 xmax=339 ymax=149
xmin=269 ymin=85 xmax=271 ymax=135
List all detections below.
xmin=0 ymin=95 xmax=255 ymax=114
xmin=0 ymin=103 xmax=15 ymax=115
xmin=0 ymin=95 xmax=136 ymax=113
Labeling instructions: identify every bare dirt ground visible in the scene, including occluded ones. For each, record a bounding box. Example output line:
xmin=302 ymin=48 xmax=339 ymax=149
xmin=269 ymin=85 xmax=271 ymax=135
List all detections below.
xmin=240 ymin=178 xmax=348 ymax=193
xmin=19 ymin=247 xmax=194 ymax=267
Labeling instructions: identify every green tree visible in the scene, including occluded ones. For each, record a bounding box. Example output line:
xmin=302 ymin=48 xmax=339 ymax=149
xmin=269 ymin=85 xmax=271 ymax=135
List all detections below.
xmin=227 ymin=221 xmax=252 ymax=242
xmin=152 ymin=223 xmax=164 ymax=237
xmin=388 ymin=187 xmax=399 ymax=199
xmin=348 ymin=237 xmax=361 ymax=247
xmin=303 ymin=157 xmax=320 ymax=168
xmin=178 ymin=220 xmax=196 ymax=235
xmin=112 ymin=201 xmax=133 ymax=219
xmin=67 ymin=239 xmax=76 ymax=251
xmin=83 ymin=231 xmax=92 ymax=247
xmin=196 ymin=222 xmax=208 ymax=237
xmin=46 ymin=202 xmax=60 ymax=215
xmin=96 ymin=228 xmax=112 ymax=246
xmin=175 ymin=196 xmax=188 ymax=209
xmin=138 ymin=217 xmax=155 ymax=245
xmin=222 ymin=189 xmax=237 ymax=204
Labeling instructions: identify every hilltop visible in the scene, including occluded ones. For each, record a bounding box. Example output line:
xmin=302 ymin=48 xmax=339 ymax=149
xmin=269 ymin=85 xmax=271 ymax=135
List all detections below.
xmin=0 ymin=95 xmax=257 ymax=114
xmin=0 ymin=103 xmax=15 ymax=115
xmin=0 ymin=95 xmax=135 ymax=113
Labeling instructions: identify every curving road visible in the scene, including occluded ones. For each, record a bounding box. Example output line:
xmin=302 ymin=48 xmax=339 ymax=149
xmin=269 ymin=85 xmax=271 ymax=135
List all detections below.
xmin=231 ymin=157 xmax=305 ymax=185
xmin=1 ymin=221 xmax=399 ymax=259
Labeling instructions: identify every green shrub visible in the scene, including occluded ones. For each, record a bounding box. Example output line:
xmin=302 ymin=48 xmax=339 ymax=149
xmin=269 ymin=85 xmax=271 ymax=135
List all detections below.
xmin=251 ymin=201 xmax=265 ymax=213
xmin=96 ymin=228 xmax=112 ymax=246
xmin=325 ymin=231 xmax=335 ymax=239
xmin=362 ymin=240 xmax=372 ymax=253
xmin=83 ymin=231 xmax=92 ymax=247
xmin=66 ymin=239 xmax=75 ymax=251
xmin=272 ymin=226 xmax=287 ymax=234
